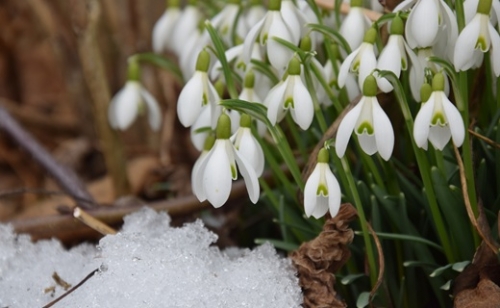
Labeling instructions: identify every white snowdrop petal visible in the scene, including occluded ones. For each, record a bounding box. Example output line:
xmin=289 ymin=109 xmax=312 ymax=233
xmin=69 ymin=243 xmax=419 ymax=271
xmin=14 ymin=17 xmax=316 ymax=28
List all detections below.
xmin=358 ymin=47 xmax=378 ymax=89
xmin=393 ymin=0 xmax=417 ymax=12
xmin=281 ymin=0 xmax=302 ymax=44
xmin=152 ymin=9 xmax=180 ymax=53
xmin=325 ymin=167 xmax=341 ymax=218
xmin=377 ymin=36 xmax=402 ymax=92
xmin=267 ymin=14 xmax=294 ymax=71
xmin=408 ymin=0 xmax=440 ymax=47
xmin=340 ymin=8 xmax=369 ymax=51
xmin=441 ymin=95 xmax=465 ymax=147
xmin=203 ymin=141 xmax=233 ymax=208
xmin=290 ymin=77 xmax=314 ymax=130
xmin=454 ymin=16 xmax=482 ymax=71
xmin=140 ymin=88 xmax=162 ymax=131
xmin=177 ymin=72 xmax=205 ymax=127
xmin=243 ymin=18 xmax=266 ymax=63
xmin=373 ymin=99 xmax=394 ymax=160
xmin=413 ymin=97 xmax=436 ymax=148
xmin=211 ymin=45 xmax=244 ymax=80
xmin=113 ymin=82 xmax=141 ymax=130
xmin=190 ymin=106 xmax=212 ymax=151
xmin=335 ymin=100 xmax=364 ymax=158
xmin=358 ymin=134 xmax=378 ymax=155
xmin=236 ymin=129 xmax=265 ymax=176
xmin=234 ymin=148 xmax=261 ymax=204
xmin=428 ymin=125 xmax=451 ymax=150
xmin=488 ymin=23 xmax=500 ymax=76
xmin=192 ymin=151 xmax=209 ymax=202
xmin=172 ymin=6 xmax=200 ymax=55
xmin=266 ymin=81 xmax=288 ymax=126
xmin=304 ymin=165 xmax=322 ymax=218
xmin=338 ymin=47 xmax=361 ymax=88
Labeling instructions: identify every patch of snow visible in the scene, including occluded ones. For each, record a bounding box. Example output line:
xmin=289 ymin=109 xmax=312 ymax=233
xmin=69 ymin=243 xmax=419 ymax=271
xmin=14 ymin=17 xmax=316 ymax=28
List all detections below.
xmin=0 ymin=208 xmax=302 ymax=307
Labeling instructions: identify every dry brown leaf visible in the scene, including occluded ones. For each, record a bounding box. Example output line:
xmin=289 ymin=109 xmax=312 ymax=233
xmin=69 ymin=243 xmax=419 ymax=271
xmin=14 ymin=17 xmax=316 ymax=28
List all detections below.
xmin=290 ymin=203 xmax=357 ymax=308
xmin=454 ymin=279 xmax=500 ymax=308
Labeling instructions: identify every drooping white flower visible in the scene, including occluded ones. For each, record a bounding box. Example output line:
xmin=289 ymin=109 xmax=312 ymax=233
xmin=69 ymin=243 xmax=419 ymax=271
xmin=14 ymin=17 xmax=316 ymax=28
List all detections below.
xmin=409 ymin=47 xmax=449 ymax=101
xmin=464 ymin=0 xmax=500 ymax=25
xmin=192 ymin=113 xmax=260 ymax=208
xmin=376 ymin=15 xmax=421 ymax=92
xmin=234 ymin=71 xmax=267 ymax=136
xmin=340 ymin=0 xmax=372 ymax=51
xmin=231 ymin=114 xmax=265 ymax=177
xmin=171 ymin=2 xmax=201 ymax=56
xmin=265 ymin=57 xmax=314 ymax=130
xmin=324 ymin=58 xmax=360 ymax=103
xmin=152 ymin=0 xmax=181 ymax=53
xmin=335 ymin=75 xmax=394 ymax=161
xmin=108 ymin=80 xmax=161 ymax=131
xmin=413 ymin=73 xmax=465 ymax=150
xmin=242 ymin=0 xmax=296 ymax=72
xmin=210 ymin=0 xmax=241 ymax=46
xmin=281 ymin=0 xmax=308 ymax=44
xmin=394 ymin=0 xmax=457 ymax=59
xmin=454 ymin=0 xmax=500 ymax=76
xmin=177 ymin=50 xmax=220 ymax=127
xmin=179 ymin=28 xmax=212 ymax=81
xmin=297 ymin=0 xmax=324 ymax=45
xmin=304 ymin=148 xmax=341 ymax=219
xmin=338 ymin=27 xmax=378 ymax=90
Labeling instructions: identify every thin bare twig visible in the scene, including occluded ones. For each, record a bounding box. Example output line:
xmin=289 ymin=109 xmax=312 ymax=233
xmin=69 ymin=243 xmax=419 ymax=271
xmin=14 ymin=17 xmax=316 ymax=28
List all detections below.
xmin=42 ymin=268 xmax=99 ymax=308
xmin=0 ymin=106 xmax=96 ymax=209
xmin=74 ymin=207 xmax=117 ymax=235
xmin=315 ymin=0 xmax=383 ymax=21
xmin=453 ymin=145 xmax=499 ymax=254
xmin=367 ymin=222 xmax=385 ymax=306
xmin=468 ymin=129 xmax=500 ymax=150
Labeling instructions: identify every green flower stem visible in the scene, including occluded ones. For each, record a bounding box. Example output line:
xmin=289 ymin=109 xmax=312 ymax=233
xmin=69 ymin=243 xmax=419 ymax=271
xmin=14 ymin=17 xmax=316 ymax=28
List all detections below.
xmin=359 ymin=151 xmax=385 ymax=190
xmin=379 ymin=70 xmax=455 ymax=262
xmin=453 ymin=0 xmax=466 ymax=31
xmin=332 ymin=153 xmax=378 ymax=286
xmin=128 ymin=53 xmax=183 ymax=82
xmin=285 ymin=115 xmax=308 ymax=160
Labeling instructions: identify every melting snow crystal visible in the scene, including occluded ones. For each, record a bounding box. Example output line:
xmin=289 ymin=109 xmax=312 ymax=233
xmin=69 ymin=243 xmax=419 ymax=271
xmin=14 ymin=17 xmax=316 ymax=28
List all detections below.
xmin=0 ymin=208 xmax=302 ymax=307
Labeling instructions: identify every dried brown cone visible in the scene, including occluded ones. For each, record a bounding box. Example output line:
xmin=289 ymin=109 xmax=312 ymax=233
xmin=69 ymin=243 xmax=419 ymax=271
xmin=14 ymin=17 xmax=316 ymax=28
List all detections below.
xmin=290 ymin=203 xmax=357 ymax=308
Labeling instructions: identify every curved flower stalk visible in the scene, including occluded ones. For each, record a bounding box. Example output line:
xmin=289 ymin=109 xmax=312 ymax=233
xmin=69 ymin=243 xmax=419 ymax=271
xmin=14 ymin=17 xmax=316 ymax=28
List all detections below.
xmin=108 ymin=62 xmax=161 ymax=131
xmin=192 ymin=113 xmax=260 ymax=208
xmin=177 ymin=49 xmax=220 ymax=128
xmin=394 ymin=0 xmax=457 ymax=59
xmin=454 ymin=0 xmax=500 ymax=76
xmin=209 ymin=0 xmax=242 ymax=46
xmin=413 ymin=73 xmax=465 ymax=150
xmin=335 ymin=75 xmax=394 ymax=161
xmin=304 ymin=148 xmax=341 ymax=219
xmin=230 ymin=114 xmax=265 ymax=176
xmin=376 ymin=15 xmax=420 ymax=93
xmin=265 ymin=57 xmax=314 ymax=130
xmin=338 ymin=27 xmax=378 ymax=90
xmin=242 ymin=0 xmax=296 ymax=72
xmin=171 ymin=1 xmax=202 ymax=56
xmin=152 ymin=0 xmax=181 ymax=53
xmin=340 ymin=0 xmax=372 ymax=52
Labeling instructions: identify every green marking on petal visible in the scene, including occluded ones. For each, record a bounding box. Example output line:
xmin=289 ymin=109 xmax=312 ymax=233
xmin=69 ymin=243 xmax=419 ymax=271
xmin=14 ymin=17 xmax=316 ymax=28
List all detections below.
xmin=352 ymin=60 xmax=360 ymax=72
xmin=231 ymin=164 xmax=238 ymax=179
xmin=401 ymin=58 xmax=407 ymax=71
xmin=202 ymin=93 xmax=208 ymax=106
xmin=284 ymin=97 xmax=294 ymax=109
xmin=262 ymin=33 xmax=268 ymax=45
xmin=431 ymin=112 xmax=447 ymax=126
xmin=221 ymin=25 xmax=229 ymax=35
xmin=316 ymin=183 xmax=328 ymax=196
xmin=329 ymin=79 xmax=338 ymax=88
xmin=476 ymin=36 xmax=488 ymax=52
xmin=236 ymin=61 xmax=247 ymax=71
xmin=356 ymin=121 xmax=374 ymax=135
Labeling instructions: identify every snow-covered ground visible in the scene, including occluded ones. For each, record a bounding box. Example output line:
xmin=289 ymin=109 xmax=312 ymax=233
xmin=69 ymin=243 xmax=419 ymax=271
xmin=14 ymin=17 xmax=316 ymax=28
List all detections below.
xmin=0 ymin=208 xmax=302 ymax=307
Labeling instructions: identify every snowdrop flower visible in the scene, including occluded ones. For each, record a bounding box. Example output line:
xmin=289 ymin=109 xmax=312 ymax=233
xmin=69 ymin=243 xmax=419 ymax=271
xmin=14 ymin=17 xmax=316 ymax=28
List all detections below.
xmin=265 ymin=57 xmax=314 ymax=130
xmin=171 ymin=1 xmax=201 ymax=56
xmin=210 ymin=0 xmax=241 ymax=46
xmin=376 ymin=15 xmax=420 ymax=92
xmin=243 ymin=0 xmax=296 ymax=72
xmin=243 ymin=0 xmax=267 ymax=29
xmin=394 ymin=0 xmax=457 ymax=56
xmin=324 ymin=43 xmax=360 ymax=103
xmin=108 ymin=62 xmax=161 ymax=131
xmin=234 ymin=71 xmax=267 ymax=136
xmin=297 ymin=0 xmax=323 ymax=45
xmin=454 ymin=0 xmax=500 ymax=76
xmin=340 ymin=0 xmax=372 ymax=51
xmin=338 ymin=27 xmax=378 ymax=90
xmin=335 ymin=75 xmax=394 ymax=160
xmin=299 ymin=36 xmax=328 ymax=104
xmin=413 ymin=73 xmax=465 ymax=150
xmin=179 ymin=27 xmax=212 ymax=81
xmin=152 ymin=0 xmax=181 ymax=53
xmin=192 ymin=113 xmax=260 ymax=208
xmin=191 ymin=134 xmax=215 ymax=200
xmin=231 ymin=114 xmax=265 ymax=176
xmin=177 ymin=50 xmax=220 ymax=128
xmin=304 ymin=148 xmax=341 ymax=219
xmin=281 ymin=0 xmax=308 ymax=44
xmin=409 ymin=47 xmax=450 ymax=101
